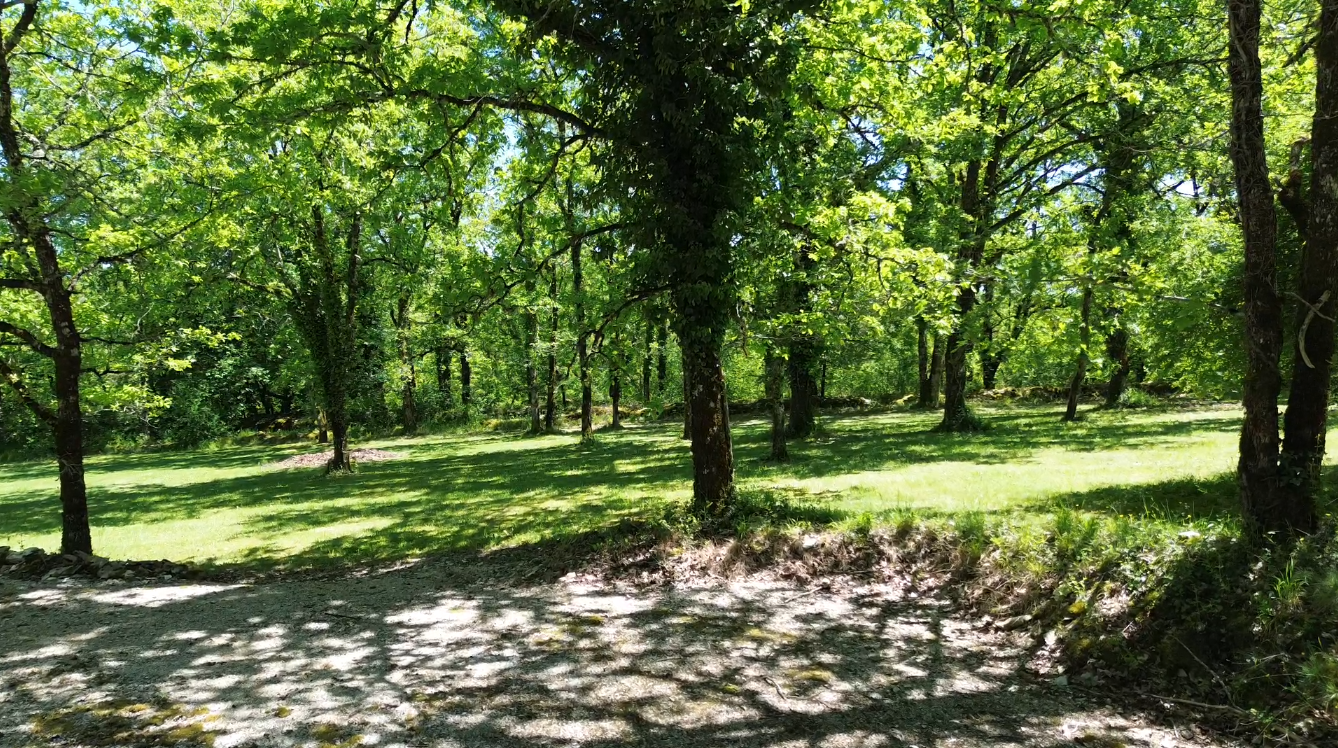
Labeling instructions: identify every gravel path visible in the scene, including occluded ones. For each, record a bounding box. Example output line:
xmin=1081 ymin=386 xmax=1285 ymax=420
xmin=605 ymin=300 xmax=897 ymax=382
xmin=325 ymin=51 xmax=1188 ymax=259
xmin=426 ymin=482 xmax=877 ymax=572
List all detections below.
xmin=0 ymin=559 xmax=1235 ymax=748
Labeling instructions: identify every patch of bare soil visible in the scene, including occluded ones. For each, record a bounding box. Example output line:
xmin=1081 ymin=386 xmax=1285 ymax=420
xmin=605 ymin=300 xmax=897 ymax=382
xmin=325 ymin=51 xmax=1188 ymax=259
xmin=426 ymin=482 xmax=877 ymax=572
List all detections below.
xmin=271 ymin=448 xmax=405 ymax=470
xmin=0 ymin=555 xmax=1240 ymax=748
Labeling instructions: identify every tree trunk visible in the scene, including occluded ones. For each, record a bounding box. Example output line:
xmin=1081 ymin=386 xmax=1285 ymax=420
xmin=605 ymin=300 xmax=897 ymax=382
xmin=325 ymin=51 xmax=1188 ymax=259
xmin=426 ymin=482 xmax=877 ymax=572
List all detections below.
xmin=545 ymin=273 xmax=560 ymax=432
xmin=611 ymin=367 xmax=623 ymax=427
xmin=981 ymin=353 xmax=1002 ymax=392
xmin=929 ymin=334 xmax=945 ymax=407
xmin=939 ymin=286 xmax=981 ymax=432
xmin=1104 ymin=326 xmax=1131 ymax=407
xmin=395 ymin=294 xmax=418 ymax=433
xmin=641 ymin=317 xmax=653 ymax=402
xmin=682 ymin=334 xmax=734 ymax=517
xmin=765 ymin=346 xmax=788 ymax=462
xmin=460 ymin=348 xmax=472 ymax=406
xmin=317 ymin=409 xmax=329 ymax=444
xmin=1064 ymin=285 xmax=1094 ymax=422
xmin=1228 ymin=0 xmax=1287 ymax=536
xmin=526 ymin=293 xmax=541 ymax=435
xmin=785 ymin=244 xmax=819 ymax=437
xmin=917 ymin=316 xmax=933 ymax=407
xmin=329 ymin=409 xmax=350 ymax=473
xmin=437 ymin=348 xmax=453 ymax=406
xmin=1275 ymin=0 xmax=1338 ymax=534
xmin=571 ymin=232 xmax=593 ymax=441
xmin=682 ymin=352 xmax=692 ymax=440
xmin=656 ymin=321 xmax=669 ymax=396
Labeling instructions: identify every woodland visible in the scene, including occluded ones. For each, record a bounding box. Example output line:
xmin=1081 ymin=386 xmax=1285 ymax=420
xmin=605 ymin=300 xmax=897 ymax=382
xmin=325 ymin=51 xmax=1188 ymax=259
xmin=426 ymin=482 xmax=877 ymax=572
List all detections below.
xmin=2 ymin=0 xmax=1338 ymax=745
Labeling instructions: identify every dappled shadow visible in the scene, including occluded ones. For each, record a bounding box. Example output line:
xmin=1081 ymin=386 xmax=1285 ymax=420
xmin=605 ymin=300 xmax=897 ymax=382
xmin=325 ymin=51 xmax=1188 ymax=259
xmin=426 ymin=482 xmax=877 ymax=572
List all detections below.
xmin=0 ymin=565 xmax=1217 ymax=748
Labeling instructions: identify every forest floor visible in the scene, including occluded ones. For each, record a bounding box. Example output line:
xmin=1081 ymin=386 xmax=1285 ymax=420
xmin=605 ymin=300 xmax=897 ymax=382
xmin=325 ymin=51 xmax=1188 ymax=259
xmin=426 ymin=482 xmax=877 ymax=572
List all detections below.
xmin=0 ymin=403 xmax=1251 ymax=570
xmin=0 ymin=554 xmax=1239 ymax=748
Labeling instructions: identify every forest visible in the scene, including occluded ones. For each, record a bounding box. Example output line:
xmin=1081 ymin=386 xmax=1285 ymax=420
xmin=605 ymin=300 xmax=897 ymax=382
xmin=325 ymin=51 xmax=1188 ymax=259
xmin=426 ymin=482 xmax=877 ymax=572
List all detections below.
xmin=1 ymin=0 xmax=1338 ymax=746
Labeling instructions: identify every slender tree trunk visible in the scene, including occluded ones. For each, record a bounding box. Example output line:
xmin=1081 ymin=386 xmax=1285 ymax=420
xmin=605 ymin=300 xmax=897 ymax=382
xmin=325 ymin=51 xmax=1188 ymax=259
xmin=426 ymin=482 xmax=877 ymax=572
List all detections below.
xmin=1275 ymin=0 xmax=1338 ymax=534
xmin=317 ymin=409 xmax=329 ymax=444
xmin=545 ymin=273 xmax=560 ymax=432
xmin=395 ymin=294 xmax=417 ymax=433
xmin=572 ymin=238 xmax=592 ymax=441
xmin=981 ymin=354 xmax=1002 ymax=392
xmin=917 ymin=316 xmax=933 ymax=407
xmin=682 ymin=352 xmax=692 ymax=440
xmin=460 ymin=348 xmax=472 ymax=407
xmin=1228 ymin=0 xmax=1287 ymax=535
xmin=786 ymin=244 xmax=819 ymax=437
xmin=526 ymin=291 xmax=541 ymax=435
xmin=641 ymin=317 xmax=653 ymax=402
xmin=1064 ymin=284 xmax=1094 ymax=422
xmin=52 ymin=332 xmax=90 ymax=555
xmin=611 ymin=366 xmax=623 ymax=428
xmin=656 ymin=321 xmax=669 ymax=396
xmin=437 ymin=348 xmax=453 ymax=406
xmin=765 ymin=346 xmax=788 ymax=462
xmin=1104 ymin=326 xmax=1131 ymax=407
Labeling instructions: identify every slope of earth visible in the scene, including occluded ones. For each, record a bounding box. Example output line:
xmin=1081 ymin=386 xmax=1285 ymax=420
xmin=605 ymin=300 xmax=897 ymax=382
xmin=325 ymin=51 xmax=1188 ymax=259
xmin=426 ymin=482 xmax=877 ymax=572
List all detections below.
xmin=0 ymin=560 xmax=1236 ymax=748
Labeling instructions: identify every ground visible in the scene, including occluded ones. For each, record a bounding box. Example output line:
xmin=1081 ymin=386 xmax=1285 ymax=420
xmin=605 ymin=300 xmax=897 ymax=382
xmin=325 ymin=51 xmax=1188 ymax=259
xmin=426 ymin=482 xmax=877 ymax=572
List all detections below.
xmin=0 ymin=404 xmax=1248 ymax=569
xmin=0 ymin=404 xmax=1279 ymax=747
xmin=0 ymin=557 xmax=1236 ymax=748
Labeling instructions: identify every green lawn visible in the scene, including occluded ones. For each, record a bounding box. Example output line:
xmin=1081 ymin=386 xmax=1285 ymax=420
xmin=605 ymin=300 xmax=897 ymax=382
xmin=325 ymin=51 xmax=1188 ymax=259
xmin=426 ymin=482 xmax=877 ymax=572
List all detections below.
xmin=0 ymin=404 xmax=1277 ymax=569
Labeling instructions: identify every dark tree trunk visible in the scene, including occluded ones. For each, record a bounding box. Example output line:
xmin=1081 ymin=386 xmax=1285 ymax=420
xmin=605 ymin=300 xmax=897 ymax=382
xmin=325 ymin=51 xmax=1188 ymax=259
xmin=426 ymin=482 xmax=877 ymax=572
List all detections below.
xmin=656 ymin=320 xmax=669 ymax=396
xmin=52 ymin=327 xmax=90 ymax=555
xmin=571 ymin=232 xmax=593 ymax=441
xmin=917 ymin=316 xmax=933 ymax=406
xmin=317 ymin=409 xmax=329 ymax=444
xmin=394 ymin=294 xmax=417 ymax=433
xmin=785 ymin=244 xmax=819 ymax=438
xmin=1104 ymin=326 xmax=1131 ymax=407
xmin=1064 ymin=285 xmax=1094 ymax=422
xmin=682 ymin=352 xmax=692 ymax=440
xmin=682 ymin=334 xmax=734 ymax=517
xmin=460 ymin=348 xmax=472 ymax=407
xmin=526 ymin=292 xmax=541 ymax=435
xmin=437 ymin=348 xmax=453 ymax=405
xmin=939 ymin=286 xmax=981 ymax=432
xmin=1228 ymin=0 xmax=1287 ymax=535
xmin=765 ymin=346 xmax=788 ymax=462
xmin=545 ymin=275 xmax=560 ymax=432
xmin=611 ymin=368 xmax=623 ymax=427
xmin=1275 ymin=0 xmax=1338 ymax=534
xmin=929 ymin=334 xmax=945 ymax=407
xmin=329 ymin=410 xmax=350 ymax=473
xmin=981 ymin=353 xmax=1002 ymax=392
xmin=641 ymin=317 xmax=653 ymax=402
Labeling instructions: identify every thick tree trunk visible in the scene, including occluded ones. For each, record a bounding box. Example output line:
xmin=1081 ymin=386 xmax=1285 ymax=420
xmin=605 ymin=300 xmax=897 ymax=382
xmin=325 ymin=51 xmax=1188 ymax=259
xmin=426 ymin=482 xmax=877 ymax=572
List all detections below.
xmin=53 ymin=336 xmax=90 ymax=555
xmin=917 ymin=316 xmax=932 ymax=406
xmin=1228 ymin=0 xmax=1287 ymax=536
xmin=1104 ymin=326 xmax=1131 ymax=407
xmin=939 ymin=286 xmax=981 ymax=432
xmin=329 ymin=410 xmax=351 ymax=473
xmin=765 ymin=346 xmax=788 ymax=462
xmin=929 ymin=334 xmax=945 ymax=407
xmin=682 ymin=335 xmax=734 ymax=517
xmin=1064 ymin=285 xmax=1094 ymax=422
xmin=1275 ymin=0 xmax=1338 ymax=534
xmin=981 ymin=353 xmax=1002 ymax=392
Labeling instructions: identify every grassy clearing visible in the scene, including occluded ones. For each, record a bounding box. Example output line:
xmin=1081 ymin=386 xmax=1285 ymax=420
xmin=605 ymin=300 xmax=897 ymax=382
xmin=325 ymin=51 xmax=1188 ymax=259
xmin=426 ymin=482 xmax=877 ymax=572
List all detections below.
xmin=0 ymin=403 xmax=1260 ymax=569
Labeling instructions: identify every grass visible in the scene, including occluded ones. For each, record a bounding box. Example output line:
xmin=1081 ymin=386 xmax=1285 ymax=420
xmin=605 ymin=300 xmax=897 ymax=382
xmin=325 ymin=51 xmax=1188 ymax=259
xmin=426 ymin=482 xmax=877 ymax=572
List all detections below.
xmin=0 ymin=402 xmax=1284 ymax=570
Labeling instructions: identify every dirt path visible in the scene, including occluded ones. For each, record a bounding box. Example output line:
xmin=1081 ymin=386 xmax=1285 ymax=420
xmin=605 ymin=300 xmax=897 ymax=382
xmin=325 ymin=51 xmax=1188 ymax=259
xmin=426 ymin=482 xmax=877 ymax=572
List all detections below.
xmin=0 ymin=560 xmax=1234 ymax=748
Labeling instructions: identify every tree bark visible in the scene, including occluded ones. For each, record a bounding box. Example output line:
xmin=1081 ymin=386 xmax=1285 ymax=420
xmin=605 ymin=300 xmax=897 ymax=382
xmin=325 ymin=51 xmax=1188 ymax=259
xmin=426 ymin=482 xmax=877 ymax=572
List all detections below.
xmin=682 ymin=333 xmax=734 ymax=517
xmin=939 ymin=287 xmax=980 ymax=432
xmin=572 ymin=237 xmax=592 ymax=440
xmin=394 ymin=294 xmax=418 ymax=433
xmin=641 ymin=317 xmax=653 ymax=402
xmin=785 ymin=244 xmax=819 ymax=437
xmin=1275 ymin=0 xmax=1338 ymax=534
xmin=1104 ymin=326 xmax=1131 ymax=407
xmin=545 ymin=272 xmax=560 ymax=431
xmin=917 ymin=316 xmax=933 ymax=406
xmin=765 ymin=346 xmax=788 ymax=462
xmin=1064 ymin=284 xmax=1094 ymax=422
xmin=51 ymin=313 xmax=90 ymax=555
xmin=526 ymin=293 xmax=541 ymax=435
xmin=1228 ymin=0 xmax=1287 ymax=535
xmin=929 ymin=334 xmax=945 ymax=408
xmin=460 ymin=348 xmax=472 ymax=407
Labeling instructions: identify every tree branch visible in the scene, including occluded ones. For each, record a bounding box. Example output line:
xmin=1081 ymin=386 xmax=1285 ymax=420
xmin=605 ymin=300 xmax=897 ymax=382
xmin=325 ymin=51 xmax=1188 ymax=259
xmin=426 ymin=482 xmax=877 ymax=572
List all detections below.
xmin=0 ymin=356 xmax=54 ymax=424
xmin=0 ymin=320 xmax=56 ymax=357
